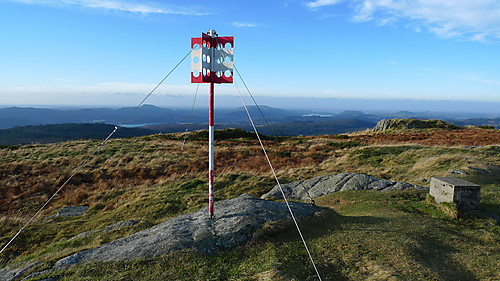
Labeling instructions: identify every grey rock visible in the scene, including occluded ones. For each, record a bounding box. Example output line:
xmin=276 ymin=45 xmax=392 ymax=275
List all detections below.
xmin=70 ymin=220 xmax=139 ymax=240
xmin=367 ymin=179 xmax=397 ymax=190
xmin=384 ymin=182 xmax=414 ymax=192
xmin=0 ymin=261 xmax=41 ymax=281
xmin=373 ymin=119 xmax=395 ymax=131
xmin=261 ymin=173 xmax=426 ymax=201
xmin=373 ymin=118 xmax=457 ymax=132
xmin=53 ymin=194 xmax=319 ymax=269
xmin=450 ymin=169 xmax=468 ymax=175
xmin=464 ymin=146 xmax=484 ymax=149
xmin=69 ymin=229 xmax=99 ymax=240
xmin=52 ymin=206 xmax=89 ymax=218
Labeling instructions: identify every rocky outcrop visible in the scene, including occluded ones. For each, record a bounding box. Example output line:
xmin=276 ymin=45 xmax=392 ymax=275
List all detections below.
xmin=52 ymin=194 xmax=319 ymax=269
xmin=69 ymin=220 xmax=139 ymax=240
xmin=373 ymin=119 xmax=458 ymax=132
xmin=0 ymin=262 xmax=41 ymax=281
xmin=51 ymin=206 xmax=89 ymax=217
xmin=261 ymin=173 xmax=426 ymax=201
xmin=2 ymin=194 xmax=319 ymax=279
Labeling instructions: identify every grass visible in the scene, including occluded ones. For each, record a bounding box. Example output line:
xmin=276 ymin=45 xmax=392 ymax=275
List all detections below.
xmin=25 ymin=187 xmax=500 ymax=281
xmin=0 ymin=128 xmax=499 ymax=280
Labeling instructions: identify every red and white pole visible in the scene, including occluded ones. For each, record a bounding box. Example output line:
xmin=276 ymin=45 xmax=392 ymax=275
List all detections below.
xmin=207 ymin=29 xmax=216 ymax=220
xmin=208 ymin=81 xmax=215 ymax=219
xmin=191 ymin=30 xmax=234 ymax=220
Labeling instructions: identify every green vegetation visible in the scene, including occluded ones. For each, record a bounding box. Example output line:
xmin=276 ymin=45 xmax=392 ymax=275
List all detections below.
xmin=476 ymin=125 xmax=495 ymax=129
xmin=0 ymin=128 xmax=499 ymax=280
xmin=327 ymin=140 xmax=362 ymax=149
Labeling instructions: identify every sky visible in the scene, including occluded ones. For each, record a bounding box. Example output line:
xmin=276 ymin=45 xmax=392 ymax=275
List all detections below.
xmin=1 ymin=0 xmax=500 ymax=108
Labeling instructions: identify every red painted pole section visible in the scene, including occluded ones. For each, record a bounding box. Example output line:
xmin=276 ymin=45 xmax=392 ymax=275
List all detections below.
xmin=208 ymin=81 xmax=215 ymax=219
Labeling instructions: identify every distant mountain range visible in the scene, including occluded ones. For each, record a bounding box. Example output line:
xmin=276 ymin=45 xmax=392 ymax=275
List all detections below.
xmin=0 ymin=105 xmax=498 ymax=145
xmin=0 ymin=105 xmax=374 ymax=129
xmin=0 ymin=124 xmax=152 ymax=146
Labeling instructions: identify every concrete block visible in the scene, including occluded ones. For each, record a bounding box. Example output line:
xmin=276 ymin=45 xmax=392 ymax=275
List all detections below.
xmin=430 ymin=177 xmax=480 ymax=210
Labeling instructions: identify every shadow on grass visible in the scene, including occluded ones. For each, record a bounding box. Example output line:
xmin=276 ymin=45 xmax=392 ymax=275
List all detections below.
xmin=251 ymin=207 xmax=389 ymax=243
xmin=407 ymin=230 xmax=478 ymax=281
xmin=249 ymin=207 xmax=388 ymax=280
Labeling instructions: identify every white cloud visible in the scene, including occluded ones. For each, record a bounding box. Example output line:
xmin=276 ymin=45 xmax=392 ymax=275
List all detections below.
xmin=306 ymin=0 xmax=343 ymax=10
xmin=7 ymin=0 xmax=207 ymax=16
xmin=232 ymin=22 xmax=259 ymax=28
xmin=306 ymin=0 xmax=500 ymax=41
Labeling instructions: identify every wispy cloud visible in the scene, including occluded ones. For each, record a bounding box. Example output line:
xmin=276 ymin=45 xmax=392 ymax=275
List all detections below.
xmin=232 ymin=22 xmax=260 ymax=28
xmin=306 ymin=0 xmax=343 ymax=10
xmin=7 ymin=0 xmax=207 ymax=16
xmin=305 ymin=0 xmax=500 ymax=42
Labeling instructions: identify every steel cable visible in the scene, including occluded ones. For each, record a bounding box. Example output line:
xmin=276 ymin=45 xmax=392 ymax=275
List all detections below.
xmin=234 ymin=78 xmax=323 ymax=281
xmin=0 ymin=49 xmax=192 ymax=256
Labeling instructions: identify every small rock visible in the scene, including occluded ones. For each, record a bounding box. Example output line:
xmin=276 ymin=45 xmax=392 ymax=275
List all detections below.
xmin=450 ymin=170 xmax=468 ymax=175
xmin=52 ymin=206 xmax=89 ymax=218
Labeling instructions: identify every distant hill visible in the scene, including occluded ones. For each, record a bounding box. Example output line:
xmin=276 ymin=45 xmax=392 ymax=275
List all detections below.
xmin=0 ymin=105 xmax=200 ymax=129
xmin=0 ymin=123 xmax=155 ymax=145
xmin=330 ymin=110 xmax=379 ymax=122
xmin=0 ymin=118 xmax=375 ymax=145
xmin=1 ymin=106 xmax=499 ymax=145
xmin=1 ymin=105 xmax=499 ymax=130
xmin=451 ymin=117 xmax=500 ymax=129
xmin=217 ymin=105 xmax=300 ymax=123
xmin=255 ymin=119 xmax=375 ymax=136
xmin=0 ymin=105 xmax=309 ymax=130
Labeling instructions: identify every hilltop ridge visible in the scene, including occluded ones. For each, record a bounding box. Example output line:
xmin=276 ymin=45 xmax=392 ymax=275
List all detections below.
xmin=373 ymin=118 xmax=459 ymax=131
xmin=0 ymin=126 xmax=498 ymax=280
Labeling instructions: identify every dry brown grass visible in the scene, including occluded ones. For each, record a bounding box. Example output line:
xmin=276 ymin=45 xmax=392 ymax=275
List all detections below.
xmin=354 ymin=128 xmax=500 ymax=146
xmin=1 ymin=128 xmax=499 ymax=220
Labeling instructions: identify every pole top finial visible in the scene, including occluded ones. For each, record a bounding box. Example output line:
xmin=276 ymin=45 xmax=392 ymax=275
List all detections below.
xmin=207 ymin=30 xmax=218 ymax=38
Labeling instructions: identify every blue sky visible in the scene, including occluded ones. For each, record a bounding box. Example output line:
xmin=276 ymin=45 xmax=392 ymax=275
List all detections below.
xmin=1 ymin=0 xmax=500 ymax=107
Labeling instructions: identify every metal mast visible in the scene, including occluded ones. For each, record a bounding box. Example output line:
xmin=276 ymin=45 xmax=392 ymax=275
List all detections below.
xmin=191 ymin=30 xmax=234 ymax=219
